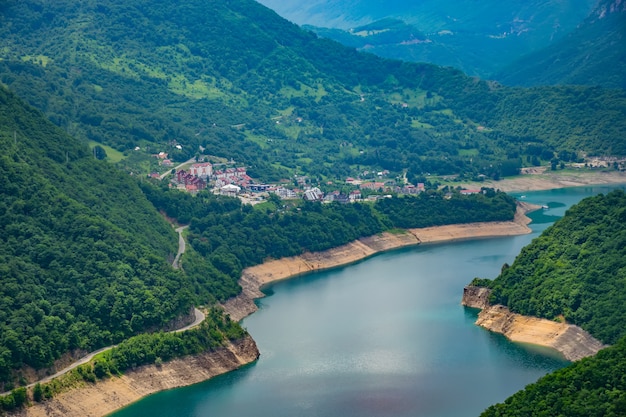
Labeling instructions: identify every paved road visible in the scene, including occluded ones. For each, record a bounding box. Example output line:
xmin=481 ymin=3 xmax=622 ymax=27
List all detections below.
xmin=159 ymin=157 xmax=196 ymax=180
xmin=172 ymin=225 xmax=189 ymax=270
xmin=173 ymin=307 xmax=205 ymax=333
xmin=1 ymin=222 xmax=202 ymax=395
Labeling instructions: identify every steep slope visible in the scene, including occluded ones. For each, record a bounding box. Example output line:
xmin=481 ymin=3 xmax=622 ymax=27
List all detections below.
xmin=0 ymin=0 xmax=625 ymax=183
xmin=479 ymin=190 xmax=626 ymax=345
xmin=0 ymin=86 xmax=193 ymax=388
xmin=481 ymin=336 xmax=626 ymax=417
xmin=473 ymin=190 xmax=626 ymax=416
xmin=495 ymin=0 xmax=626 ymax=89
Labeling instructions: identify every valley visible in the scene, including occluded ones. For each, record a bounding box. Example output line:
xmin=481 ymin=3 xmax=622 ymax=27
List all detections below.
xmin=0 ymin=0 xmax=625 ymax=415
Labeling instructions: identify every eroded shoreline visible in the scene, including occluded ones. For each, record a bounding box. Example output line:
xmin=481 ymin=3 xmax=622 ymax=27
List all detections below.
xmin=7 ymin=207 xmax=535 ymax=417
xmin=462 ymin=286 xmax=606 ymax=361
xmin=10 ymin=337 xmax=259 ymax=417
xmin=13 ymin=174 xmax=626 ymax=417
xmin=222 ymin=202 xmax=536 ymax=322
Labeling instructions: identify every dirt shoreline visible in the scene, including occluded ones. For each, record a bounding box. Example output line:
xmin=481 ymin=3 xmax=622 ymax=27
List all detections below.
xmin=462 ymin=286 xmax=606 ymax=361
xmin=9 ymin=337 xmax=259 ymax=417
xmin=475 ymin=305 xmax=606 ymax=361
xmin=222 ymin=202 xmax=537 ymax=322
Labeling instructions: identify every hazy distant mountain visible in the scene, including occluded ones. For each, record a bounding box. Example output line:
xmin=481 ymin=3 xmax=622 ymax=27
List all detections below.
xmin=494 ymin=0 xmax=626 ymax=89
xmin=257 ymin=0 xmax=596 ymax=77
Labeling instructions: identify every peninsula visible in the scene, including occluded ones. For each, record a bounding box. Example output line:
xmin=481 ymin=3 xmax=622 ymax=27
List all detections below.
xmin=462 ymin=286 xmax=606 ymax=361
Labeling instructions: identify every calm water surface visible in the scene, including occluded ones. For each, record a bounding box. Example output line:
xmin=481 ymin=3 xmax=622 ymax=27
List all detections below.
xmin=111 ymin=184 xmax=625 ymax=417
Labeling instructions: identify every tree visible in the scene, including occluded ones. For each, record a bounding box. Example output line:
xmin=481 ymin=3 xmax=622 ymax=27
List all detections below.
xmin=33 ymin=383 xmax=43 ymax=402
xmin=93 ymin=145 xmax=107 ymax=160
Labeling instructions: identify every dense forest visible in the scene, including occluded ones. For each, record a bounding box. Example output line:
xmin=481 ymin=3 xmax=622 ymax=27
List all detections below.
xmin=0 ymin=0 xmax=624 ymax=184
xmin=1 ymin=0 xmax=625 ymax=414
xmin=481 ymin=336 xmax=626 ymax=417
xmin=0 ymin=81 xmax=519 ymax=403
xmin=143 ymin=181 xmax=516 ymax=305
xmin=0 ymin=86 xmax=248 ymax=396
xmin=472 ymin=190 xmax=626 ymax=415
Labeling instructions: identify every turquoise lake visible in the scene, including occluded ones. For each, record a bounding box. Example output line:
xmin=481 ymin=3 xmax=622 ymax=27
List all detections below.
xmin=111 ymin=184 xmax=625 ymax=417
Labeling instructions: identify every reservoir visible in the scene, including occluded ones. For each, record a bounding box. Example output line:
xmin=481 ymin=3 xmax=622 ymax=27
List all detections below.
xmin=111 ymin=184 xmax=624 ymax=417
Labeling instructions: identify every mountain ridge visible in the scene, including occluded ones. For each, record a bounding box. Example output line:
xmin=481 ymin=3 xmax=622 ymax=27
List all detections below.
xmin=494 ymin=0 xmax=626 ymax=88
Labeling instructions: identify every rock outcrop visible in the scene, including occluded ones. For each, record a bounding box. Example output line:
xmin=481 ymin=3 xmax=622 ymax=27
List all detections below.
xmin=461 ymin=285 xmax=492 ymax=309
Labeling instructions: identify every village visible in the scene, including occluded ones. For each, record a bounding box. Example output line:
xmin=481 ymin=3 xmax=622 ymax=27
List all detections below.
xmin=164 ymin=160 xmax=443 ymax=205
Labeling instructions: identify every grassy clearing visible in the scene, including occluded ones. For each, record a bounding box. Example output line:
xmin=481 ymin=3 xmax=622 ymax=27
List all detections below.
xmin=411 ymin=119 xmax=434 ymax=129
xmin=21 ymin=54 xmax=51 ymax=67
xmin=243 ymin=131 xmax=271 ymax=149
xmin=386 ymin=88 xmax=427 ymax=108
xmin=458 ymin=148 xmax=479 ymax=156
xmin=88 ymin=141 xmax=127 ymax=163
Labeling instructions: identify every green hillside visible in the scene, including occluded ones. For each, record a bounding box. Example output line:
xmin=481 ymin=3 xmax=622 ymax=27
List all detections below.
xmin=495 ymin=0 xmax=626 ymax=89
xmin=0 ymin=85 xmax=249 ymax=393
xmin=477 ymin=190 xmax=626 ymax=345
xmin=0 ymin=0 xmax=625 ymax=185
xmin=474 ymin=190 xmax=626 ymax=416
xmin=0 ymin=79 xmax=518 ymax=400
xmin=481 ymin=336 xmax=626 ymax=417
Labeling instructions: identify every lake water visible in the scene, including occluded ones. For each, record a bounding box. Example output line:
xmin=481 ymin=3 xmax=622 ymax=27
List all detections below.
xmin=111 ymin=184 xmax=625 ymax=417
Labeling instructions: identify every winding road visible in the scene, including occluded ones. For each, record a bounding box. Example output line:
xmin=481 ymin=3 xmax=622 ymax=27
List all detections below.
xmin=1 ymin=223 xmax=203 ymax=395
xmin=172 ymin=225 xmax=189 ymax=270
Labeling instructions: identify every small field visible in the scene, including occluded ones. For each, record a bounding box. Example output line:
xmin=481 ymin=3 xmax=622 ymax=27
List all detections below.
xmin=88 ymin=141 xmax=127 ymax=163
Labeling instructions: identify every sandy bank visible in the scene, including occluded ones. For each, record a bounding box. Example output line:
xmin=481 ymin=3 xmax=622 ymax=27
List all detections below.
xmin=475 ymin=305 xmax=606 ymax=361
xmin=223 ymin=204 xmax=535 ymax=322
xmin=462 ymin=287 xmax=606 ymax=361
xmin=9 ymin=337 xmax=259 ymax=417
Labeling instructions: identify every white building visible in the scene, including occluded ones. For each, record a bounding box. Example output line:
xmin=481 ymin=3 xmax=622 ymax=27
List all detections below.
xmin=221 ymin=184 xmax=241 ymax=197
xmin=303 ymin=187 xmax=324 ymax=201
xmin=190 ymin=162 xmax=213 ymax=178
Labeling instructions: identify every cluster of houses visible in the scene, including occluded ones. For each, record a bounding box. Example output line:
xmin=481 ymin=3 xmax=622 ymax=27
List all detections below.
xmin=176 ymin=170 xmax=208 ymax=191
xmin=173 ymin=161 xmax=456 ymax=203
xmin=174 ymin=162 xmax=251 ymax=193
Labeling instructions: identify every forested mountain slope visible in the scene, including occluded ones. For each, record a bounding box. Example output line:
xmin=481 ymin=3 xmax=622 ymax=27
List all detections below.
xmin=495 ymin=0 xmax=626 ymax=89
xmin=481 ymin=336 xmax=626 ymax=417
xmin=0 ymin=80 xmax=519 ymax=399
xmin=0 ymin=0 xmax=625 ymax=183
xmin=0 ymin=86 xmax=193 ymax=388
xmin=475 ymin=190 xmax=626 ymax=416
xmin=478 ymin=190 xmax=626 ymax=345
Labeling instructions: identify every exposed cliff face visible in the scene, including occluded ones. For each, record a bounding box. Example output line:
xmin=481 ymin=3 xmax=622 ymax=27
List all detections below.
xmin=461 ymin=285 xmax=492 ymax=309
xmin=9 ymin=337 xmax=259 ymax=417
xmin=463 ymin=286 xmax=606 ymax=361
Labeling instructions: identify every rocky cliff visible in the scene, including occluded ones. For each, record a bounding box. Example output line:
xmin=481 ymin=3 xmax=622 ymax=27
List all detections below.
xmin=461 ymin=285 xmax=492 ymax=309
